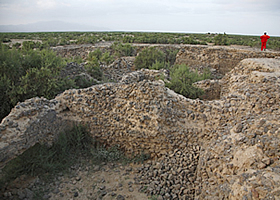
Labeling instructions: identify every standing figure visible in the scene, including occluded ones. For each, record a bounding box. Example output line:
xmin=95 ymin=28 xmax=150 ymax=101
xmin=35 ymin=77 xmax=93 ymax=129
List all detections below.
xmin=260 ymin=32 xmax=270 ymax=51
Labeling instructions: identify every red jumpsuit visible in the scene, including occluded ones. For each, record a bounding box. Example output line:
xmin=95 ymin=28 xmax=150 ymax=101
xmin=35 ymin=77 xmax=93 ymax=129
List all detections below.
xmin=260 ymin=34 xmax=270 ymax=51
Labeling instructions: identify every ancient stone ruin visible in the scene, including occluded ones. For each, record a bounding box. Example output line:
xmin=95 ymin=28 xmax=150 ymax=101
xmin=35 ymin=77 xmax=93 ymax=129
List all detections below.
xmin=1 ymin=45 xmax=280 ymax=199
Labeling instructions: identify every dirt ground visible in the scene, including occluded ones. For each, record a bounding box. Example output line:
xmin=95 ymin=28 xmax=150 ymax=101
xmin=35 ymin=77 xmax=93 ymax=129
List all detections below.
xmin=48 ymin=162 xmax=149 ymax=200
xmin=1 ymin=161 xmax=150 ymax=200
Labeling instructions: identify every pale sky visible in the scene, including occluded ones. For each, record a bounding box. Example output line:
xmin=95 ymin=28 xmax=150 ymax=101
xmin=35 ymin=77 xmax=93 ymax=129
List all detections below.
xmin=0 ymin=0 xmax=280 ymax=35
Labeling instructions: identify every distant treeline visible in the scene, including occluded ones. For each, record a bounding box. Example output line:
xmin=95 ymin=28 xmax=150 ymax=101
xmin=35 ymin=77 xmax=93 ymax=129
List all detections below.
xmin=1 ymin=32 xmax=280 ymax=50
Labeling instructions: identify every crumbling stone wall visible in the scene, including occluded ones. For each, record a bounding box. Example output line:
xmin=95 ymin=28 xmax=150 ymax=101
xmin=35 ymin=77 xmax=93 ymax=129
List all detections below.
xmin=0 ymin=98 xmax=72 ymax=167
xmin=51 ymin=43 xmax=115 ymax=59
xmin=194 ymin=58 xmax=280 ymax=199
xmin=1 ymin=45 xmax=280 ymax=199
xmin=175 ymin=45 xmax=280 ymax=78
xmin=52 ymin=43 xmax=178 ymax=61
xmin=55 ymin=70 xmax=208 ymax=159
xmin=101 ymin=57 xmax=136 ymax=82
xmin=53 ymin=43 xmax=280 ymax=80
xmin=193 ymin=79 xmax=221 ymax=100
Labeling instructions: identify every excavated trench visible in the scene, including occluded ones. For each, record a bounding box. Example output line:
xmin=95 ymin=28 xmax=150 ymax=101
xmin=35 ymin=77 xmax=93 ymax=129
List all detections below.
xmin=1 ymin=45 xmax=280 ymax=199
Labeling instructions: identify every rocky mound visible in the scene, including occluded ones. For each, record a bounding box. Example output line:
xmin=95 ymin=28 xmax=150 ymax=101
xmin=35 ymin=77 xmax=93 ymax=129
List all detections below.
xmin=1 ymin=45 xmax=280 ymax=199
xmin=101 ymin=57 xmax=135 ymax=82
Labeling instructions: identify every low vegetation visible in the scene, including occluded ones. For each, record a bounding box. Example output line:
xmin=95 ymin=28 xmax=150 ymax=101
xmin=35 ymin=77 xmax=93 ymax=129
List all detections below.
xmin=0 ymin=44 xmax=77 ymax=120
xmin=0 ymin=41 xmax=139 ymax=120
xmin=1 ymin=32 xmax=280 ymax=50
xmin=135 ymin=47 xmax=166 ymax=69
xmin=134 ymin=47 xmax=179 ymax=69
xmin=134 ymin=46 xmax=210 ymax=98
xmin=165 ymin=64 xmax=211 ymax=99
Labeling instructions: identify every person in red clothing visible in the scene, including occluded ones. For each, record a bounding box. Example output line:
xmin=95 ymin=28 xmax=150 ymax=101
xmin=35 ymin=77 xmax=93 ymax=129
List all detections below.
xmin=260 ymin=32 xmax=270 ymax=51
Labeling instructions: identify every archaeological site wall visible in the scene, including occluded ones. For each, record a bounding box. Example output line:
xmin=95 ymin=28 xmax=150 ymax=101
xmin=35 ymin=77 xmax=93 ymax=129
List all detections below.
xmin=175 ymin=45 xmax=280 ymax=78
xmin=53 ymin=43 xmax=280 ymax=77
xmin=1 ymin=45 xmax=280 ymax=199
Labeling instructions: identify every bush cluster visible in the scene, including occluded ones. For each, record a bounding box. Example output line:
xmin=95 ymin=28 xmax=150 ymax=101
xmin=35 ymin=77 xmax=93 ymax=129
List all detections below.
xmin=134 ymin=47 xmax=179 ymax=70
xmin=112 ymin=42 xmax=136 ymax=57
xmin=214 ymin=33 xmax=228 ymax=45
xmin=0 ymin=44 xmax=76 ymax=120
xmin=134 ymin=46 xmax=211 ymax=99
xmin=84 ymin=48 xmax=115 ymax=82
xmin=0 ymin=44 xmax=106 ymax=121
xmin=135 ymin=47 xmax=166 ymax=70
xmin=0 ymin=41 xmax=135 ymax=120
xmin=166 ymin=64 xmax=211 ymax=99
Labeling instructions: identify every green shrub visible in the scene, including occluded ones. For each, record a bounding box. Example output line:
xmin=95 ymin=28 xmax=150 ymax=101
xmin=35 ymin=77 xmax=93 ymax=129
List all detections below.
xmin=100 ymin=51 xmax=114 ymax=65
xmin=149 ymin=60 xmax=168 ymax=70
xmin=0 ymin=46 xmax=22 ymax=81
xmin=214 ymin=34 xmax=228 ymax=45
xmin=89 ymin=49 xmax=102 ymax=60
xmin=22 ymin=41 xmax=36 ymax=51
xmin=135 ymin=47 xmax=165 ymax=69
xmin=84 ymin=62 xmax=103 ymax=81
xmin=123 ymin=36 xmax=134 ymax=43
xmin=8 ymin=49 xmax=68 ymax=104
xmin=0 ymin=75 xmax=12 ymax=119
xmin=165 ymin=64 xmax=211 ymax=99
xmin=17 ymin=67 xmax=59 ymax=100
xmin=85 ymin=51 xmax=103 ymax=81
xmin=72 ymin=55 xmax=84 ymax=64
xmin=13 ymin=42 xmax=21 ymax=49
xmin=112 ymin=42 xmax=135 ymax=57
xmin=135 ymin=47 xmax=179 ymax=70
xmin=0 ymin=47 xmax=76 ymax=120
xmin=165 ymin=49 xmax=179 ymax=65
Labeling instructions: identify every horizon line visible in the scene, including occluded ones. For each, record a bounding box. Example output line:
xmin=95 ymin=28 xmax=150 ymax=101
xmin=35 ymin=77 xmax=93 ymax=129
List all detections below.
xmin=0 ymin=30 xmax=279 ymax=37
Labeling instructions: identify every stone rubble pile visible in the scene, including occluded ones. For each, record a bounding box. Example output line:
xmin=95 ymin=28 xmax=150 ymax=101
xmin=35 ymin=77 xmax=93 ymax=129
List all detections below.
xmin=120 ymin=68 xmax=169 ymax=84
xmin=101 ymin=57 xmax=135 ymax=82
xmin=60 ymin=62 xmax=99 ymax=84
xmin=198 ymin=58 xmax=280 ymax=200
xmin=136 ymin=144 xmax=200 ymax=199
